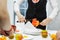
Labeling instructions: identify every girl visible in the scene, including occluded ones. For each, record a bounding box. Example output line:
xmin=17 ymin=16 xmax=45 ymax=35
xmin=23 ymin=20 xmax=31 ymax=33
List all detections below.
xmin=14 ymin=0 xmax=58 ymax=30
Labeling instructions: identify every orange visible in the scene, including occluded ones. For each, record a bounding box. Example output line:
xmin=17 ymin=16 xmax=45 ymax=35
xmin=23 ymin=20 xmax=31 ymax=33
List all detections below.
xmin=50 ymin=34 xmax=56 ymax=39
xmin=35 ymin=20 xmax=40 ymax=26
xmin=32 ymin=18 xmax=40 ymax=27
xmin=0 ymin=36 xmax=6 ymax=40
xmin=32 ymin=20 xmax=37 ymax=26
xmin=2 ymin=36 xmax=6 ymax=40
xmin=15 ymin=34 xmax=23 ymax=40
xmin=50 ymin=34 xmax=57 ymax=40
xmin=0 ymin=38 xmax=3 ymax=40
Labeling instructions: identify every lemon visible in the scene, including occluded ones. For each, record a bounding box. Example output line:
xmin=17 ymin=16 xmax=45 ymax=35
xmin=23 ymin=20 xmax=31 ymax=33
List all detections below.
xmin=41 ymin=30 xmax=48 ymax=38
xmin=8 ymin=35 xmax=14 ymax=39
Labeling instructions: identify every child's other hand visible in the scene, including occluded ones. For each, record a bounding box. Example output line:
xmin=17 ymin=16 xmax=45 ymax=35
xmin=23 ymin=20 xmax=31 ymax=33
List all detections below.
xmin=40 ymin=18 xmax=52 ymax=26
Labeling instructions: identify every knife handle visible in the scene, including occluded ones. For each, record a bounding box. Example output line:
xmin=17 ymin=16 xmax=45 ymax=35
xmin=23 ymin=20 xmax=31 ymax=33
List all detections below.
xmin=17 ymin=19 xmax=32 ymax=23
xmin=17 ymin=21 xmax=26 ymax=23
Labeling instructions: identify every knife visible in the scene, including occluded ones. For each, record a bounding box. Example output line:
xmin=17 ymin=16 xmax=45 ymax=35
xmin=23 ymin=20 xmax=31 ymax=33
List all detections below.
xmin=17 ymin=19 xmax=32 ymax=24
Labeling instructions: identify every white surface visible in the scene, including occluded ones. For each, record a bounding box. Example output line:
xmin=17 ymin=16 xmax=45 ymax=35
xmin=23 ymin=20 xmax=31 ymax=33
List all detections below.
xmin=15 ymin=22 xmax=57 ymax=40
xmin=0 ymin=25 xmax=57 ymax=40
xmin=33 ymin=35 xmax=51 ymax=40
xmin=25 ymin=21 xmax=36 ymax=29
xmin=24 ymin=21 xmax=41 ymax=35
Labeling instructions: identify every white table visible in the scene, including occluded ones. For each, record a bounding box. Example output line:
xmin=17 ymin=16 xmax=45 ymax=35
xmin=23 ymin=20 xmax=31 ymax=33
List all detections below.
xmin=0 ymin=30 xmax=57 ymax=40
xmin=15 ymin=22 xmax=57 ymax=40
xmin=0 ymin=22 xmax=57 ymax=40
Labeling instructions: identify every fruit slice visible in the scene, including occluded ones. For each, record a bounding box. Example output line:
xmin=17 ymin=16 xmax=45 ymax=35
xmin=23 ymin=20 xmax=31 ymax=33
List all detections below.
xmin=23 ymin=35 xmax=28 ymax=38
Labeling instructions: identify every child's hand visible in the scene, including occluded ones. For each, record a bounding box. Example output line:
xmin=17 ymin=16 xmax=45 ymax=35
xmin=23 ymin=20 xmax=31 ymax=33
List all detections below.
xmin=40 ymin=18 xmax=52 ymax=26
xmin=18 ymin=16 xmax=26 ymax=22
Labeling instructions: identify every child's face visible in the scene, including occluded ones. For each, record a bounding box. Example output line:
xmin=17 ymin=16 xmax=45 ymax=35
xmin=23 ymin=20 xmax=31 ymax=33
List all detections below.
xmin=32 ymin=0 xmax=39 ymax=3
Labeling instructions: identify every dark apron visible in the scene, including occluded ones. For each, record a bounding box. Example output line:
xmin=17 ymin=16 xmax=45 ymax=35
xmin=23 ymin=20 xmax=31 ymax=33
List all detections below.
xmin=25 ymin=0 xmax=47 ymax=30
